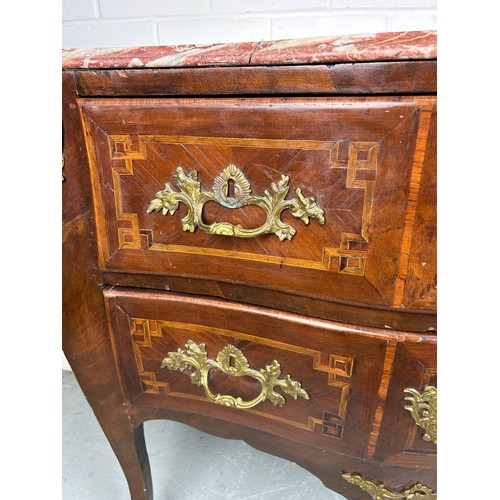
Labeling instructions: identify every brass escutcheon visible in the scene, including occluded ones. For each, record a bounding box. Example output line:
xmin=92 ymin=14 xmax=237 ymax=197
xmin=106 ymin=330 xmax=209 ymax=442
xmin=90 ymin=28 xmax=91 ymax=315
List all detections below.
xmin=342 ymin=473 xmax=437 ymax=499
xmin=160 ymin=340 xmax=310 ymax=409
xmin=147 ymin=164 xmax=325 ymax=241
xmin=404 ymin=385 xmax=437 ymax=444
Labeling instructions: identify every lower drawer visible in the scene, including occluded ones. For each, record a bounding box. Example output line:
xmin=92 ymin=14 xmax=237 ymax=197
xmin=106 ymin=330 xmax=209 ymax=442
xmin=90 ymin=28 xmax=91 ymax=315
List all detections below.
xmin=104 ymin=287 xmax=420 ymax=460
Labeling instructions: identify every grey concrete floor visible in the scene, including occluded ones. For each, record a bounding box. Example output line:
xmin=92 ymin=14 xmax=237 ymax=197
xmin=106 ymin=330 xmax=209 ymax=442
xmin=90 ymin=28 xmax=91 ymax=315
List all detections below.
xmin=63 ymin=370 xmax=347 ymax=500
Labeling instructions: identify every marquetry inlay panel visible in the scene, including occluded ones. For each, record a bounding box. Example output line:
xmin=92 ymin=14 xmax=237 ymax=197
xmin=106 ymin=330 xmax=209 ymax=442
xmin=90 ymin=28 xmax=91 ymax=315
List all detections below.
xmin=107 ymin=134 xmax=377 ymax=275
xmin=129 ymin=317 xmax=355 ymax=440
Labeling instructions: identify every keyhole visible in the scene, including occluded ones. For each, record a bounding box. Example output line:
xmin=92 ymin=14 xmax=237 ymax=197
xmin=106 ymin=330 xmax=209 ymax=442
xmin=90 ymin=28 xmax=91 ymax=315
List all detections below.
xmin=228 ymin=355 xmax=236 ymax=367
xmin=227 ymin=178 xmax=235 ymax=198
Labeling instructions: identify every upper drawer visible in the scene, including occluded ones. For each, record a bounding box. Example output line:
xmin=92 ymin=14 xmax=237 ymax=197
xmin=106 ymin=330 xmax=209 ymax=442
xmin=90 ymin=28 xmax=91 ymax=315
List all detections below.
xmin=80 ymin=97 xmax=436 ymax=310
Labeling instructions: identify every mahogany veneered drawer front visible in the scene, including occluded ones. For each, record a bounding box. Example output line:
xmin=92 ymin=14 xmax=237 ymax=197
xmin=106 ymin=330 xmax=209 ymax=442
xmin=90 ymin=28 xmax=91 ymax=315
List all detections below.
xmin=103 ymin=287 xmax=435 ymax=461
xmin=81 ymin=97 xmax=436 ymax=311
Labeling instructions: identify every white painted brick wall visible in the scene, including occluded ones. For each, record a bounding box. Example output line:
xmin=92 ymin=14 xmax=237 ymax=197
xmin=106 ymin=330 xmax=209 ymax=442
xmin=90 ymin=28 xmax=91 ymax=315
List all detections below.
xmin=158 ymin=16 xmax=270 ymax=45
xmin=62 ymin=0 xmax=436 ymax=48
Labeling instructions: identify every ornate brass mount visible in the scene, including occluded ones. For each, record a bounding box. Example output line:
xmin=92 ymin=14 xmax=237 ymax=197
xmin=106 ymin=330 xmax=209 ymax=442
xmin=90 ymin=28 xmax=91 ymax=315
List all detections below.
xmin=147 ymin=164 xmax=325 ymax=241
xmin=342 ymin=473 xmax=437 ymax=500
xmin=404 ymin=385 xmax=437 ymax=444
xmin=160 ymin=340 xmax=310 ymax=409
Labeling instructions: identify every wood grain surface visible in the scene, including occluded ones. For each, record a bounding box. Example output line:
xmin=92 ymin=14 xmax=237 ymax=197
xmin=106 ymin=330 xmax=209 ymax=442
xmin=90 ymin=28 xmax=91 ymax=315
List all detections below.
xmin=63 ymin=57 xmax=437 ymax=500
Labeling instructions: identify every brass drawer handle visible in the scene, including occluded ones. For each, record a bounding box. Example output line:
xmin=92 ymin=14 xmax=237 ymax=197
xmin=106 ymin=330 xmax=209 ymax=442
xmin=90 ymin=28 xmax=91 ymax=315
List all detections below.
xmin=147 ymin=164 xmax=325 ymax=241
xmin=404 ymin=385 xmax=437 ymax=444
xmin=160 ymin=340 xmax=310 ymax=409
xmin=342 ymin=473 xmax=437 ymax=499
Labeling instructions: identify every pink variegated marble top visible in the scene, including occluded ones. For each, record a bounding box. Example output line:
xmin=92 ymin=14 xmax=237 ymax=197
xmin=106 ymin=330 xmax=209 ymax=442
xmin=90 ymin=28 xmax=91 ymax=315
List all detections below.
xmin=62 ymin=30 xmax=436 ymax=69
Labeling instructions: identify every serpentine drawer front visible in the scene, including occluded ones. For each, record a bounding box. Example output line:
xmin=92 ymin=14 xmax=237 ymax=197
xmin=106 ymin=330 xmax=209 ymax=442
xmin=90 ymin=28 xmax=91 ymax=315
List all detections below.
xmin=80 ymin=96 xmax=436 ymax=311
xmin=63 ymin=31 xmax=437 ymax=500
xmin=104 ymin=288 xmax=393 ymax=458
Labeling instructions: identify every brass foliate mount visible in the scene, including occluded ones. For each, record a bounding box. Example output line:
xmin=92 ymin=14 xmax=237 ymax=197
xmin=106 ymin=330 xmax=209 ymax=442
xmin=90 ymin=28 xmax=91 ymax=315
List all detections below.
xmin=404 ymin=385 xmax=437 ymax=444
xmin=342 ymin=473 xmax=437 ymax=500
xmin=147 ymin=164 xmax=325 ymax=241
xmin=160 ymin=340 xmax=310 ymax=409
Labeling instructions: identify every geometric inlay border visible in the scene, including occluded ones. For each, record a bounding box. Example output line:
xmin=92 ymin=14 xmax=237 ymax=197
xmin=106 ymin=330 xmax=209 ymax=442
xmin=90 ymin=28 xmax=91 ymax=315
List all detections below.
xmin=130 ymin=317 xmax=354 ymax=437
xmin=321 ymin=354 xmax=354 ymax=439
xmin=108 ymin=135 xmax=379 ymax=275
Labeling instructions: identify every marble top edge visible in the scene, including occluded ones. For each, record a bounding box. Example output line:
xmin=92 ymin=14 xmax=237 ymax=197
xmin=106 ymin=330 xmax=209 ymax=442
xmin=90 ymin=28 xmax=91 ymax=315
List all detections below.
xmin=62 ymin=30 xmax=436 ymax=70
